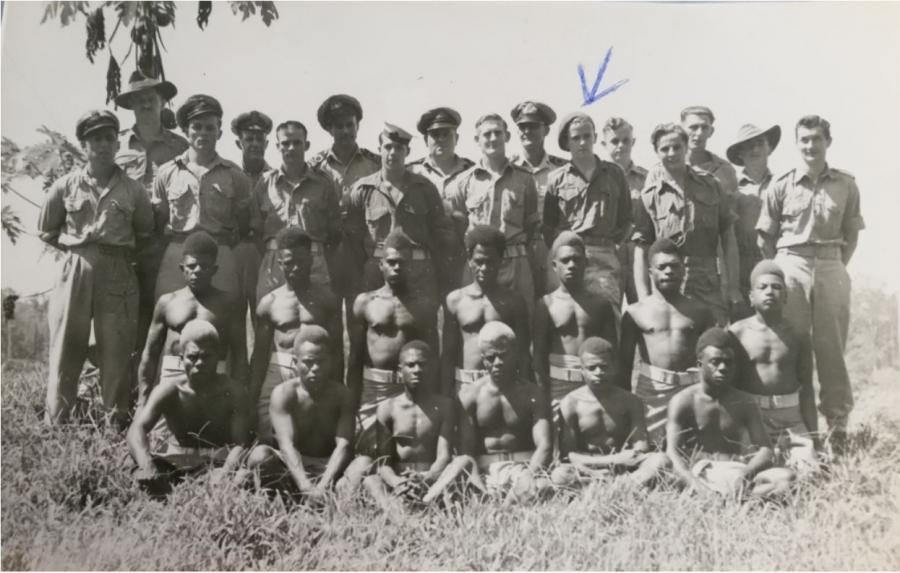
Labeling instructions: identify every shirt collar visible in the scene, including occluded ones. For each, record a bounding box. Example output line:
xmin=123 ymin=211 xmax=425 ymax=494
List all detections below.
xmin=794 ymin=163 xmax=833 ymax=185
xmin=476 ymin=157 xmax=512 ymax=177
xmin=425 ymin=154 xmax=469 ymax=177
xmin=276 ymin=163 xmax=319 ymax=185
xmin=175 ymin=151 xmax=227 ymax=170
xmin=513 ymin=152 xmax=552 ymax=172
xmin=125 ymin=124 xmax=178 ymax=146
xmin=739 ymin=167 xmax=772 ymax=186
xmin=327 ymin=144 xmax=362 ymax=167
xmin=564 ymin=155 xmax=606 ymax=180
xmin=77 ymin=164 xmax=123 ymax=196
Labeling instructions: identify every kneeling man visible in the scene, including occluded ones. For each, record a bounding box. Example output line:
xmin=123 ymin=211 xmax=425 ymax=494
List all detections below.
xmin=666 ymin=327 xmax=795 ymax=498
xmin=245 ymin=327 xmax=358 ymax=503
xmin=552 ymin=338 xmax=669 ymax=489
xmin=729 ymin=261 xmax=818 ymax=474
xmin=450 ymin=322 xmax=553 ymax=502
xmin=128 ymin=319 xmax=250 ymax=492
xmin=251 ymin=227 xmax=343 ymax=442
xmin=363 ymin=341 xmax=459 ymax=511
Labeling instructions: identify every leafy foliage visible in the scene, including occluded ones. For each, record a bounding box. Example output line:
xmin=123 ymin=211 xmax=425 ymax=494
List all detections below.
xmin=39 ymin=1 xmax=280 ymax=102
xmin=1 ymin=206 xmax=24 ymax=245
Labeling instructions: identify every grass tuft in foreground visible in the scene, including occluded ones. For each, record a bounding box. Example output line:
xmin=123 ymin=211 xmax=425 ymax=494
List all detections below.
xmin=2 ymin=360 xmax=899 ymax=570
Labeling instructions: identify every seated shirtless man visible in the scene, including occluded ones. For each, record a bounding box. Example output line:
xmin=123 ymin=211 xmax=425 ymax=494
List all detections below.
xmin=362 ymin=341 xmax=461 ymax=512
xmin=128 ymin=319 xmax=251 ymax=494
xmin=435 ymin=322 xmax=552 ymax=503
xmin=349 ymin=229 xmax=439 ymax=456
xmin=552 ymin=338 xmax=669 ymax=490
xmin=729 ymin=260 xmax=818 ymax=474
xmin=245 ymin=326 xmax=361 ymax=503
xmin=251 ymin=227 xmax=343 ymax=442
xmin=443 ymin=225 xmax=530 ymax=395
xmin=666 ymin=327 xmax=795 ymax=499
xmin=534 ymin=232 xmax=618 ymax=419
xmin=620 ymin=238 xmax=715 ymax=444
xmin=138 ymin=231 xmax=248 ymax=405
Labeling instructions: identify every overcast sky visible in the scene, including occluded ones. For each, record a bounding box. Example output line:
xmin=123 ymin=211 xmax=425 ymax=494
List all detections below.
xmin=3 ymin=1 xmax=899 ymax=295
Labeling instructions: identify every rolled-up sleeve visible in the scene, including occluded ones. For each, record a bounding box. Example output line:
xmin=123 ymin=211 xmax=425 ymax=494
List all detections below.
xmin=842 ymin=178 xmax=866 ymax=233
xmin=37 ymin=178 xmax=67 ymax=243
xmin=755 ymin=181 xmax=784 ymax=237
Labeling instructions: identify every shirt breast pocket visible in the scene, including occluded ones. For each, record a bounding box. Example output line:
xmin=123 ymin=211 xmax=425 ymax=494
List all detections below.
xmin=365 ymin=204 xmax=392 ymax=237
xmin=167 ymin=183 xmax=196 ymax=229
xmin=501 ymin=190 xmax=524 ymax=225
xmin=783 ymin=191 xmax=813 ymax=218
xmin=64 ymin=195 xmax=92 ymax=234
xmin=202 ymin=183 xmax=235 ymax=224
xmin=102 ymin=199 xmax=134 ymax=239
xmin=465 ymin=191 xmax=491 ymax=223
xmin=692 ymin=186 xmax=720 ymax=231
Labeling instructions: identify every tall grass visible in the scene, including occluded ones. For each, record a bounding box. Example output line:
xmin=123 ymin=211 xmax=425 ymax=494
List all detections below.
xmin=2 ymin=281 xmax=899 ymax=570
xmin=2 ymin=357 xmax=899 ymax=569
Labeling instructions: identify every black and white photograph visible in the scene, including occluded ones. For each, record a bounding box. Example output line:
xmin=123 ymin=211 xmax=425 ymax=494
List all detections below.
xmin=1 ymin=1 xmax=898 ymax=569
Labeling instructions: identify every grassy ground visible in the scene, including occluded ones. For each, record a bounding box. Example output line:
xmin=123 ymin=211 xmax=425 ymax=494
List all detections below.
xmin=2 ymin=358 xmax=898 ymax=570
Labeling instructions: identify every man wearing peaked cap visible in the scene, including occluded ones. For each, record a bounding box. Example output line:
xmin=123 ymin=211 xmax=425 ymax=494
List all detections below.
xmin=345 ymin=121 xmax=455 ymax=318
xmin=543 ymin=111 xmax=631 ymax=309
xmin=38 ymin=109 xmax=154 ymax=428
xmin=409 ymin=106 xmax=475 ymax=296
xmin=231 ymin=110 xmax=273 ymax=183
xmin=114 ymin=71 xmax=189 ymax=356
xmin=175 ymin=94 xmax=224 ymax=131
xmin=153 ymin=93 xmax=258 ymax=317
xmin=231 ymin=110 xmax=273 ymax=329
xmin=310 ymin=94 xmax=380 ymax=320
xmin=509 ymin=101 xmax=566 ymax=297
xmin=725 ymin=124 xmax=781 ymax=317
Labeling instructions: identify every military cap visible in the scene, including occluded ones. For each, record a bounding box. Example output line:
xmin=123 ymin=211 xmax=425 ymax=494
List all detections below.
xmin=176 ymin=94 xmax=223 ymax=131
xmin=230 ymin=110 xmax=273 ymax=136
xmin=75 ymin=109 xmax=120 ymax=141
xmin=317 ymin=94 xmax=363 ymax=130
xmin=416 ymin=107 xmax=462 ymax=135
xmin=556 ymin=111 xmax=595 ymax=151
xmin=115 ymin=70 xmax=177 ymax=110
xmin=510 ymin=101 xmax=557 ymax=126
xmin=381 ymin=123 xmax=413 ymax=146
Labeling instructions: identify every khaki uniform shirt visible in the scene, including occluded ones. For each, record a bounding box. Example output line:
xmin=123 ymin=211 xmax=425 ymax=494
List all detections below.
xmin=690 ymin=151 xmax=738 ymax=197
xmin=734 ymin=168 xmax=773 ymax=261
xmin=308 ymin=146 xmax=381 ymax=213
xmin=407 ymin=155 xmax=475 ymax=200
xmin=543 ymin=156 xmax=632 ymax=244
xmin=756 ymin=165 xmax=865 ymax=250
xmin=38 ymin=165 xmax=153 ymax=248
xmin=115 ymin=126 xmax=189 ymax=191
xmin=346 ymin=171 xmax=455 ymax=257
xmin=152 ymin=152 xmax=256 ymax=239
xmin=256 ymin=165 xmax=341 ymax=244
xmin=633 ymin=165 xmax=736 ymax=257
xmin=511 ymin=152 xmax=567 ymax=223
xmin=448 ymin=160 xmax=540 ymax=246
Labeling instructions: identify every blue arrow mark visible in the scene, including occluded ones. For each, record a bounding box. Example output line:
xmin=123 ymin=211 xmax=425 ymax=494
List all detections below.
xmin=578 ymin=47 xmax=629 ymax=106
